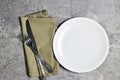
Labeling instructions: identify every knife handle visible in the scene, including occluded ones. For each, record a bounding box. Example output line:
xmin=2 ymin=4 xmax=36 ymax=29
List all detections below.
xmin=40 ymin=57 xmax=53 ymax=73
xmin=32 ymin=48 xmax=53 ymax=73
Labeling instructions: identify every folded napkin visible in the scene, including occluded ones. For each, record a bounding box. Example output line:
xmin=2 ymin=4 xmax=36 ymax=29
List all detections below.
xmin=20 ymin=10 xmax=59 ymax=77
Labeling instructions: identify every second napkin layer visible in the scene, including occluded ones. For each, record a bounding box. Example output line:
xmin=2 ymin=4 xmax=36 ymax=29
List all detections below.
xmin=20 ymin=10 xmax=59 ymax=77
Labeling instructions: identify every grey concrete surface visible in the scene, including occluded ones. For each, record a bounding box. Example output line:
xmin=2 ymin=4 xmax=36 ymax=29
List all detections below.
xmin=0 ymin=0 xmax=120 ymax=80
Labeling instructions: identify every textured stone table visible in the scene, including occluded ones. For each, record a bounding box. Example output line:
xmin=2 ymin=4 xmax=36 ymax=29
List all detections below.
xmin=0 ymin=0 xmax=120 ymax=80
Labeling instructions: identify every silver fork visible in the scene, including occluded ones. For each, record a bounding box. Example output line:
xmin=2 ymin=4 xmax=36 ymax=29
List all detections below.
xmin=24 ymin=38 xmax=47 ymax=80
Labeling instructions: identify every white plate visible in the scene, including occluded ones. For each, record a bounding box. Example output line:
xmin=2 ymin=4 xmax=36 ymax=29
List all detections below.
xmin=53 ymin=17 xmax=109 ymax=73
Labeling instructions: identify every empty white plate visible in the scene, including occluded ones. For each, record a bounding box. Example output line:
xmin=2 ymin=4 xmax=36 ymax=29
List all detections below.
xmin=53 ymin=17 xmax=109 ymax=73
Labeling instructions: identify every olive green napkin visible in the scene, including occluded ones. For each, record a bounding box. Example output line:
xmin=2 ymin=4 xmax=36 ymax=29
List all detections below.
xmin=20 ymin=10 xmax=59 ymax=77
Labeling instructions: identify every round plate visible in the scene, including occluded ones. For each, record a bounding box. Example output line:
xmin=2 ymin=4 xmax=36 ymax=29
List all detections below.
xmin=53 ymin=17 xmax=109 ymax=73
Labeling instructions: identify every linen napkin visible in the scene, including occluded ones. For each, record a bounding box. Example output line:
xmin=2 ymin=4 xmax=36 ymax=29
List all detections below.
xmin=20 ymin=10 xmax=59 ymax=77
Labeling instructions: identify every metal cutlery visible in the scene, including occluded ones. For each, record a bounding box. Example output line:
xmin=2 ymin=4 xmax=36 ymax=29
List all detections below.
xmin=25 ymin=20 xmax=53 ymax=73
